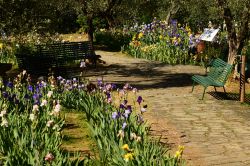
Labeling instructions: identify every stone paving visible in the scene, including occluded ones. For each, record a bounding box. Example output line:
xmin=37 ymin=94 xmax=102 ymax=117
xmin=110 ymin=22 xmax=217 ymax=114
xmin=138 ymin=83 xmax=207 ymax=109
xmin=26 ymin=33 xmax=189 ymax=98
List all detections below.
xmin=83 ymin=51 xmax=250 ymax=166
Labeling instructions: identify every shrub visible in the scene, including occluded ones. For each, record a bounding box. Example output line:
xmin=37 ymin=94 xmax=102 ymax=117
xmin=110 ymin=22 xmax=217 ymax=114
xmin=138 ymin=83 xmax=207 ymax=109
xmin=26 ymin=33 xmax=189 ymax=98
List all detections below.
xmin=94 ymin=29 xmax=132 ymax=51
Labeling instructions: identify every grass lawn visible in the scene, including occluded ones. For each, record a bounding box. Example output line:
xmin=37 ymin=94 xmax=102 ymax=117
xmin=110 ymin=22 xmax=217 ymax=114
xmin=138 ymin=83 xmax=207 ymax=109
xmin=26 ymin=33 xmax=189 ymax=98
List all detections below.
xmin=61 ymin=110 xmax=97 ymax=157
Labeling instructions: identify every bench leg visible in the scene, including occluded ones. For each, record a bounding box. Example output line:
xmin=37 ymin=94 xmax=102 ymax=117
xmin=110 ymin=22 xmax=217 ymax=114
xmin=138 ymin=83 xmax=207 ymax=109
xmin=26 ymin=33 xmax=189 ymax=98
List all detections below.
xmin=202 ymin=87 xmax=207 ymax=100
xmin=191 ymin=81 xmax=195 ymax=92
xmin=214 ymin=86 xmax=217 ymax=92
xmin=223 ymin=86 xmax=226 ymax=93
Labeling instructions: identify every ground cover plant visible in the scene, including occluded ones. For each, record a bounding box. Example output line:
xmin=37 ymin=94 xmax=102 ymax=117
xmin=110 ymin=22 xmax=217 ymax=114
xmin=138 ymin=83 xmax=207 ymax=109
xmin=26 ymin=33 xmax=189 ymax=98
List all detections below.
xmin=0 ymin=71 xmax=184 ymax=165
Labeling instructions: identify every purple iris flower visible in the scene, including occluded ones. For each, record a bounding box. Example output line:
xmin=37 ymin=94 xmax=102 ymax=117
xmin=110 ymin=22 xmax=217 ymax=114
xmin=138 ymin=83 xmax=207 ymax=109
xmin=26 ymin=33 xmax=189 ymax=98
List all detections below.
xmin=28 ymin=85 xmax=33 ymax=91
xmin=97 ymin=78 xmax=103 ymax=87
xmin=127 ymin=105 xmax=132 ymax=111
xmin=14 ymin=99 xmax=20 ymax=104
xmin=24 ymin=94 xmax=29 ymax=99
xmin=123 ymin=100 xmax=128 ymax=105
xmin=111 ymin=84 xmax=116 ymax=90
xmin=119 ymin=104 xmax=125 ymax=109
xmin=137 ymin=96 xmax=143 ymax=104
xmin=33 ymin=94 xmax=39 ymax=100
xmin=35 ymin=86 xmax=40 ymax=93
xmin=57 ymin=76 xmax=63 ymax=80
xmin=122 ymin=122 xmax=127 ymax=129
xmin=38 ymin=83 xmax=44 ymax=88
xmin=6 ymin=82 xmax=13 ymax=88
xmin=124 ymin=109 xmax=131 ymax=118
xmin=34 ymin=100 xmax=40 ymax=105
xmin=137 ymin=114 xmax=144 ymax=124
xmin=106 ymin=92 xmax=111 ymax=99
xmin=8 ymin=96 xmax=13 ymax=102
xmin=12 ymin=94 xmax=16 ymax=98
xmin=112 ymin=112 xmax=118 ymax=119
xmin=2 ymin=92 xmax=8 ymax=98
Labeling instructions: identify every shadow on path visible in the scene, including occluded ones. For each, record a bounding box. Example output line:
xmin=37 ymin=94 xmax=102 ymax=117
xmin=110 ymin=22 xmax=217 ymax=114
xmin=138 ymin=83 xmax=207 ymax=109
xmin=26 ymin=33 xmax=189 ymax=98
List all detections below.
xmin=82 ymin=63 xmax=198 ymax=90
xmin=208 ymin=91 xmax=250 ymax=103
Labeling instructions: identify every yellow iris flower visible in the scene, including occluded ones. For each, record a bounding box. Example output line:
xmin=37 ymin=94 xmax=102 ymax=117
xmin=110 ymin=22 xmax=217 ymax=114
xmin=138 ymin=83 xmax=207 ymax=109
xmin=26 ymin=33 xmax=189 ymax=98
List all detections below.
xmin=124 ymin=153 xmax=134 ymax=162
xmin=132 ymin=35 xmax=136 ymax=41
xmin=138 ymin=32 xmax=143 ymax=39
xmin=174 ymin=145 xmax=184 ymax=159
xmin=122 ymin=144 xmax=130 ymax=151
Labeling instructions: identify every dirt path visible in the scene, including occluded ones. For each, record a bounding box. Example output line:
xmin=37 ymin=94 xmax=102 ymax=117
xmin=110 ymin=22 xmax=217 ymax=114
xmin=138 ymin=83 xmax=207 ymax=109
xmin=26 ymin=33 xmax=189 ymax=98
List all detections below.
xmin=80 ymin=50 xmax=250 ymax=166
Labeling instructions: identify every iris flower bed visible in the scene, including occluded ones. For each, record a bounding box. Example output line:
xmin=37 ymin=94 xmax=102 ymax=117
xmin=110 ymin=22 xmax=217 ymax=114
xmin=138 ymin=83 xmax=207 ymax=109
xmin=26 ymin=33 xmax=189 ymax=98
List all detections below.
xmin=123 ymin=18 xmax=199 ymax=65
xmin=0 ymin=72 xmax=184 ymax=165
xmin=0 ymin=71 xmax=86 ymax=165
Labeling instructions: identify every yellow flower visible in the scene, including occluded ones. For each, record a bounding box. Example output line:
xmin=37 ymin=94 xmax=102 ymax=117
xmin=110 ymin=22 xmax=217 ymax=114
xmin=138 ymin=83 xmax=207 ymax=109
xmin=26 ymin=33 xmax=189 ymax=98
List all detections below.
xmin=185 ymin=26 xmax=191 ymax=32
xmin=172 ymin=37 xmax=177 ymax=44
xmin=138 ymin=32 xmax=143 ymax=39
xmin=177 ymin=38 xmax=181 ymax=43
xmin=132 ymin=35 xmax=136 ymax=41
xmin=159 ymin=35 xmax=163 ymax=39
xmin=174 ymin=150 xmax=181 ymax=159
xmin=0 ymin=43 xmax=3 ymax=49
xmin=124 ymin=153 xmax=134 ymax=162
xmin=122 ymin=144 xmax=130 ymax=151
xmin=174 ymin=145 xmax=184 ymax=159
xmin=178 ymin=145 xmax=184 ymax=152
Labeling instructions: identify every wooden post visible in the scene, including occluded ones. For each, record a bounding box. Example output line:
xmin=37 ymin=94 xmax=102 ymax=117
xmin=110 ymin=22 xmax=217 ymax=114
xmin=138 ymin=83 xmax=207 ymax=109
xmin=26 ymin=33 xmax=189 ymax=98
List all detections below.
xmin=240 ymin=55 xmax=246 ymax=102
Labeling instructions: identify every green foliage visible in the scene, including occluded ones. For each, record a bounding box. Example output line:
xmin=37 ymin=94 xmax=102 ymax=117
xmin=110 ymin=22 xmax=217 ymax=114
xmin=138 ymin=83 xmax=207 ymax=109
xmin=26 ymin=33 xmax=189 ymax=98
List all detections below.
xmin=77 ymin=14 xmax=108 ymax=34
xmin=0 ymin=67 xmax=185 ymax=165
xmin=95 ymin=29 xmax=132 ymax=51
xmin=59 ymin=79 xmax=184 ymax=165
xmin=123 ymin=18 xmax=197 ymax=65
xmin=0 ymin=41 xmax=16 ymax=64
xmin=0 ymin=74 xmax=87 ymax=165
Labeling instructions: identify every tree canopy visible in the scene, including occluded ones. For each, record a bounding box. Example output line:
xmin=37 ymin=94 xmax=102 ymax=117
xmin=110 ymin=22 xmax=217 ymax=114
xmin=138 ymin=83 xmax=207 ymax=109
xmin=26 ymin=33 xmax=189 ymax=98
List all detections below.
xmin=0 ymin=0 xmax=250 ymax=62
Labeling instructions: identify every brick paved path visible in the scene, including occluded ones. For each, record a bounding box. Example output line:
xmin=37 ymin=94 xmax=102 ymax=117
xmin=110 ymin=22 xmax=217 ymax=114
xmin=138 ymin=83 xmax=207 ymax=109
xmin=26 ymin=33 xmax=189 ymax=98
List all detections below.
xmin=84 ymin=51 xmax=250 ymax=166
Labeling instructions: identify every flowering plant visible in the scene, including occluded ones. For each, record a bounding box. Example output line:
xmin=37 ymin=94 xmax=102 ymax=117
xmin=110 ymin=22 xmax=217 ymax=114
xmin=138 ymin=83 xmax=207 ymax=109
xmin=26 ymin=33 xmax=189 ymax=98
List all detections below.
xmin=0 ymin=71 xmax=184 ymax=165
xmin=0 ymin=72 xmax=86 ymax=165
xmin=123 ymin=18 xmax=200 ymax=65
xmin=58 ymin=76 xmax=184 ymax=165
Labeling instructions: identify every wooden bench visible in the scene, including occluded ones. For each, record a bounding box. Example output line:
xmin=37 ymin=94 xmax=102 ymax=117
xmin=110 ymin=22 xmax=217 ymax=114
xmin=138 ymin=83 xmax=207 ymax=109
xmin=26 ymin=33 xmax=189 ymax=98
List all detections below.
xmin=16 ymin=41 xmax=99 ymax=75
xmin=191 ymin=58 xmax=233 ymax=99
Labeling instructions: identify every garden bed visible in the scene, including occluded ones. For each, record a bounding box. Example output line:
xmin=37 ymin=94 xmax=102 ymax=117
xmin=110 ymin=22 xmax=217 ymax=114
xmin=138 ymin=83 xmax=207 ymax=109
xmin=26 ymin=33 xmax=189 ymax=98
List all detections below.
xmin=0 ymin=71 xmax=184 ymax=165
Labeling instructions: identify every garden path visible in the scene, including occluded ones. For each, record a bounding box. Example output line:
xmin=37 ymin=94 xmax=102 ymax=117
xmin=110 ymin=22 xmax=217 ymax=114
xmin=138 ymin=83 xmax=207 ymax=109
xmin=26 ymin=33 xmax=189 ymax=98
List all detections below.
xmin=82 ymin=50 xmax=250 ymax=166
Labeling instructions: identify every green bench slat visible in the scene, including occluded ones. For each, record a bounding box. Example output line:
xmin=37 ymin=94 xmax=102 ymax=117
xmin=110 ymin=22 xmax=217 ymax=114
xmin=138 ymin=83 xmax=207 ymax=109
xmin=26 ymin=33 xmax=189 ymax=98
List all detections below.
xmin=191 ymin=58 xmax=233 ymax=99
xmin=16 ymin=41 xmax=98 ymax=75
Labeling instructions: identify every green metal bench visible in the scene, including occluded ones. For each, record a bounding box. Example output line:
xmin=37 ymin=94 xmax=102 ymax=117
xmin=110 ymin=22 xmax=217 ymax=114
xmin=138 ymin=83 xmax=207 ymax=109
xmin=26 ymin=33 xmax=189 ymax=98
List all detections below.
xmin=16 ymin=41 xmax=99 ymax=75
xmin=191 ymin=58 xmax=233 ymax=99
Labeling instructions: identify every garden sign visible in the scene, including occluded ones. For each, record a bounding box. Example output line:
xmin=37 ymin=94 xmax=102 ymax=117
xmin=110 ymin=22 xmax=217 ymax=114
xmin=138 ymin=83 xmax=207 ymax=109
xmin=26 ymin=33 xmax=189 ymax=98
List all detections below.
xmin=199 ymin=28 xmax=219 ymax=42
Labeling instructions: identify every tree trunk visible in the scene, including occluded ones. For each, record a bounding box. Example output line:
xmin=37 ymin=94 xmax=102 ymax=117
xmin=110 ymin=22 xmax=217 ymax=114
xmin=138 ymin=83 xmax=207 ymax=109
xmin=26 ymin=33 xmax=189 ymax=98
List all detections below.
xmin=87 ymin=14 xmax=94 ymax=44
xmin=106 ymin=13 xmax=115 ymax=28
xmin=228 ymin=38 xmax=237 ymax=64
xmin=218 ymin=0 xmax=250 ymax=65
xmin=165 ymin=2 xmax=180 ymax=25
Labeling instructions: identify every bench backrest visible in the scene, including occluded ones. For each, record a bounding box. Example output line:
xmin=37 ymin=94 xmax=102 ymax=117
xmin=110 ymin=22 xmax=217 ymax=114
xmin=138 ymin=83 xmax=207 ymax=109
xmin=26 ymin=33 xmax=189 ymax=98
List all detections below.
xmin=36 ymin=41 xmax=94 ymax=59
xmin=16 ymin=41 xmax=95 ymax=75
xmin=207 ymin=58 xmax=233 ymax=84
